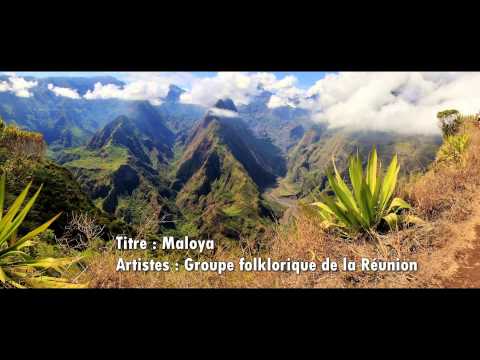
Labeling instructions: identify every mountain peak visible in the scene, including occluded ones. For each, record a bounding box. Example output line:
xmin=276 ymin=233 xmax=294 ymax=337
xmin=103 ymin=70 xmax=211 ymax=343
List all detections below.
xmin=214 ymin=98 xmax=237 ymax=112
xmin=165 ymin=84 xmax=185 ymax=103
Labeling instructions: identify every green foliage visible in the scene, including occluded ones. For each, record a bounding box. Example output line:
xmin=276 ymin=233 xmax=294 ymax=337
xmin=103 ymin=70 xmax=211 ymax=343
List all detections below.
xmin=223 ymin=205 xmax=243 ymax=217
xmin=437 ymin=109 xmax=460 ymax=118
xmin=0 ymin=172 xmax=85 ymax=288
xmin=62 ymin=145 xmax=129 ymax=171
xmin=437 ymin=109 xmax=462 ymax=137
xmin=287 ymin=126 xmax=441 ymax=198
xmin=437 ymin=134 xmax=470 ymax=166
xmin=311 ymin=146 xmax=422 ymax=236
xmin=0 ymin=118 xmax=46 ymax=159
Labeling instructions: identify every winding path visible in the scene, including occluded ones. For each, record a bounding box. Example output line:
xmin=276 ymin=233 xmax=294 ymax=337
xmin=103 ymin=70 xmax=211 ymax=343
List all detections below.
xmin=444 ymin=224 xmax=480 ymax=288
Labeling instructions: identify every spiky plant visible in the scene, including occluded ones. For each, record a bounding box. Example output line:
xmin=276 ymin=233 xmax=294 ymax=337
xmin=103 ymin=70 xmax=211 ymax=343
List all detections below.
xmin=437 ymin=134 xmax=470 ymax=166
xmin=311 ymin=146 xmax=421 ymax=237
xmin=0 ymin=172 xmax=85 ymax=288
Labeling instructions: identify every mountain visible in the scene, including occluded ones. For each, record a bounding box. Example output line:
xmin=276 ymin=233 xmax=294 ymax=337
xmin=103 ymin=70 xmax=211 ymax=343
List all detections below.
xmin=285 ymin=125 xmax=443 ymax=198
xmin=164 ymin=84 xmax=185 ymax=102
xmin=154 ymin=85 xmax=205 ymax=142
xmin=56 ymin=102 xmax=177 ymax=218
xmin=237 ymin=89 xmax=312 ymax=152
xmin=0 ymin=75 xmax=447 ymax=248
xmin=172 ymin=99 xmax=286 ymax=241
xmin=88 ymin=101 xmax=175 ymax=162
xmin=0 ymin=126 xmax=126 ymax=240
xmin=0 ymin=76 xmax=133 ymax=148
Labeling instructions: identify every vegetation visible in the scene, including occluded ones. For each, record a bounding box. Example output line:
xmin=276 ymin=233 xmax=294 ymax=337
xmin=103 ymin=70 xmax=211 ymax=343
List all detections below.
xmin=437 ymin=109 xmax=461 ymax=136
xmin=4 ymin=94 xmax=480 ymax=288
xmin=80 ymin=113 xmax=480 ymax=288
xmin=437 ymin=134 xmax=470 ymax=166
xmin=436 ymin=109 xmax=478 ymax=138
xmin=60 ymin=145 xmax=129 ymax=171
xmin=173 ymin=113 xmax=283 ymax=242
xmin=0 ymin=173 xmax=84 ymax=288
xmin=0 ymin=117 xmax=46 ymax=159
xmin=310 ymin=147 xmax=420 ymax=237
xmin=286 ymin=126 xmax=441 ymax=198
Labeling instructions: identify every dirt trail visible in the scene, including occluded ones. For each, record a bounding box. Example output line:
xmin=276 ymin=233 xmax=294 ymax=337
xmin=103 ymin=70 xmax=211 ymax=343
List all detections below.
xmin=439 ymin=123 xmax=480 ymax=288
xmin=443 ymin=223 xmax=480 ymax=288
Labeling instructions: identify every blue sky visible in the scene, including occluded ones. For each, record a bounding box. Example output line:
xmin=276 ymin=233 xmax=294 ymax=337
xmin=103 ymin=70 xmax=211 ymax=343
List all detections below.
xmin=14 ymin=71 xmax=327 ymax=89
xmin=4 ymin=71 xmax=479 ymax=135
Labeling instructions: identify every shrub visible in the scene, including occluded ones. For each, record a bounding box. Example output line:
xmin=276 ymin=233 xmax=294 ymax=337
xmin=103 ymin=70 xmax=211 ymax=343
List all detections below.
xmin=437 ymin=109 xmax=462 ymax=137
xmin=311 ymin=146 xmax=421 ymax=237
xmin=0 ymin=117 xmax=46 ymax=159
xmin=437 ymin=134 xmax=470 ymax=166
xmin=0 ymin=172 xmax=85 ymax=288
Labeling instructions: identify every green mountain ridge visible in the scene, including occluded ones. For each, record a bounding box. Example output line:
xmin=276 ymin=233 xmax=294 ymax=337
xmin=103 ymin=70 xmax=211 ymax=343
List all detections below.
xmin=172 ymin=103 xmax=286 ymax=242
xmin=56 ymin=102 xmax=177 ymax=221
xmin=285 ymin=125 xmax=443 ymax=198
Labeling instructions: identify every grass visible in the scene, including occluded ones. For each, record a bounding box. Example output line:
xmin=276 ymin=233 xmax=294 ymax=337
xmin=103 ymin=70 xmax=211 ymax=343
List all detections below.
xmin=63 ymin=145 xmax=128 ymax=171
xmin=79 ymin=114 xmax=480 ymax=288
xmin=223 ymin=205 xmax=243 ymax=217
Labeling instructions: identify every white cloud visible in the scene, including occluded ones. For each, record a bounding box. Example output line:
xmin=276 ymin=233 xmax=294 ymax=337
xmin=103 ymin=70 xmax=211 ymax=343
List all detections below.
xmin=179 ymin=72 xmax=305 ymax=108
xmin=305 ymin=72 xmax=480 ymax=135
xmin=0 ymin=74 xmax=37 ymax=97
xmin=180 ymin=72 xmax=261 ymax=106
xmin=83 ymin=72 xmax=196 ymax=104
xmin=208 ymin=107 xmax=239 ymax=118
xmin=76 ymin=71 xmax=480 ymax=136
xmin=47 ymin=83 xmax=81 ymax=99
xmin=267 ymin=95 xmax=291 ymax=108
xmin=79 ymin=71 xmax=306 ymax=109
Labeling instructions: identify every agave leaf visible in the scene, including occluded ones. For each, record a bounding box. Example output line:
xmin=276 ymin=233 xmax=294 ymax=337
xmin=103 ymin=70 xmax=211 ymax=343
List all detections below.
xmin=379 ymin=154 xmax=399 ymax=213
xmin=349 ymin=152 xmax=373 ymax=224
xmin=388 ymin=197 xmax=412 ymax=213
xmin=348 ymin=152 xmax=363 ymax=204
xmin=320 ymin=194 xmax=356 ymax=229
xmin=18 ymin=212 xmax=61 ymax=243
xmin=371 ymin=171 xmax=383 ymax=215
xmin=359 ymin=178 xmax=374 ymax=225
xmin=7 ymin=278 xmax=26 ymax=288
xmin=331 ymin=162 xmax=360 ymax=214
xmin=327 ymin=169 xmax=367 ymax=228
xmin=311 ymin=202 xmax=335 ymax=216
xmin=383 ymin=213 xmax=399 ymax=230
xmin=366 ymin=146 xmax=378 ymax=194
xmin=401 ymin=215 xmax=425 ymax=225
xmin=0 ymin=184 xmax=43 ymax=246
xmin=23 ymin=276 xmax=87 ymax=289
xmin=0 ymin=180 xmax=33 ymax=231
xmin=0 ymin=213 xmax=61 ymax=258
xmin=335 ymin=199 xmax=348 ymax=212
xmin=0 ymin=249 xmax=31 ymax=261
xmin=14 ymin=256 xmax=82 ymax=272
xmin=0 ymin=266 xmax=7 ymax=283
xmin=318 ymin=219 xmax=336 ymax=230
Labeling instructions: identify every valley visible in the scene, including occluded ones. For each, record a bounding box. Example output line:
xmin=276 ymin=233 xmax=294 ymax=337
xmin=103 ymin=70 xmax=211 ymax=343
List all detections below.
xmin=3 ymin=70 xmax=480 ymax=290
xmin=0 ymin=75 xmax=443 ymax=249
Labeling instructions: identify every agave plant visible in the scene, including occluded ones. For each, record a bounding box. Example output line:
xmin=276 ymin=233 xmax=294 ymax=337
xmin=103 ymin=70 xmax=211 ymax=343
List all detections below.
xmin=311 ymin=146 xmax=421 ymax=236
xmin=0 ymin=172 xmax=85 ymax=288
xmin=437 ymin=134 xmax=470 ymax=166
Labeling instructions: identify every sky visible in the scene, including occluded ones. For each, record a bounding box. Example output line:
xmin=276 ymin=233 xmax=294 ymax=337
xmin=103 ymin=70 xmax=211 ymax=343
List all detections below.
xmin=3 ymin=71 xmax=480 ymax=135
xmin=13 ymin=71 xmax=327 ymax=89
